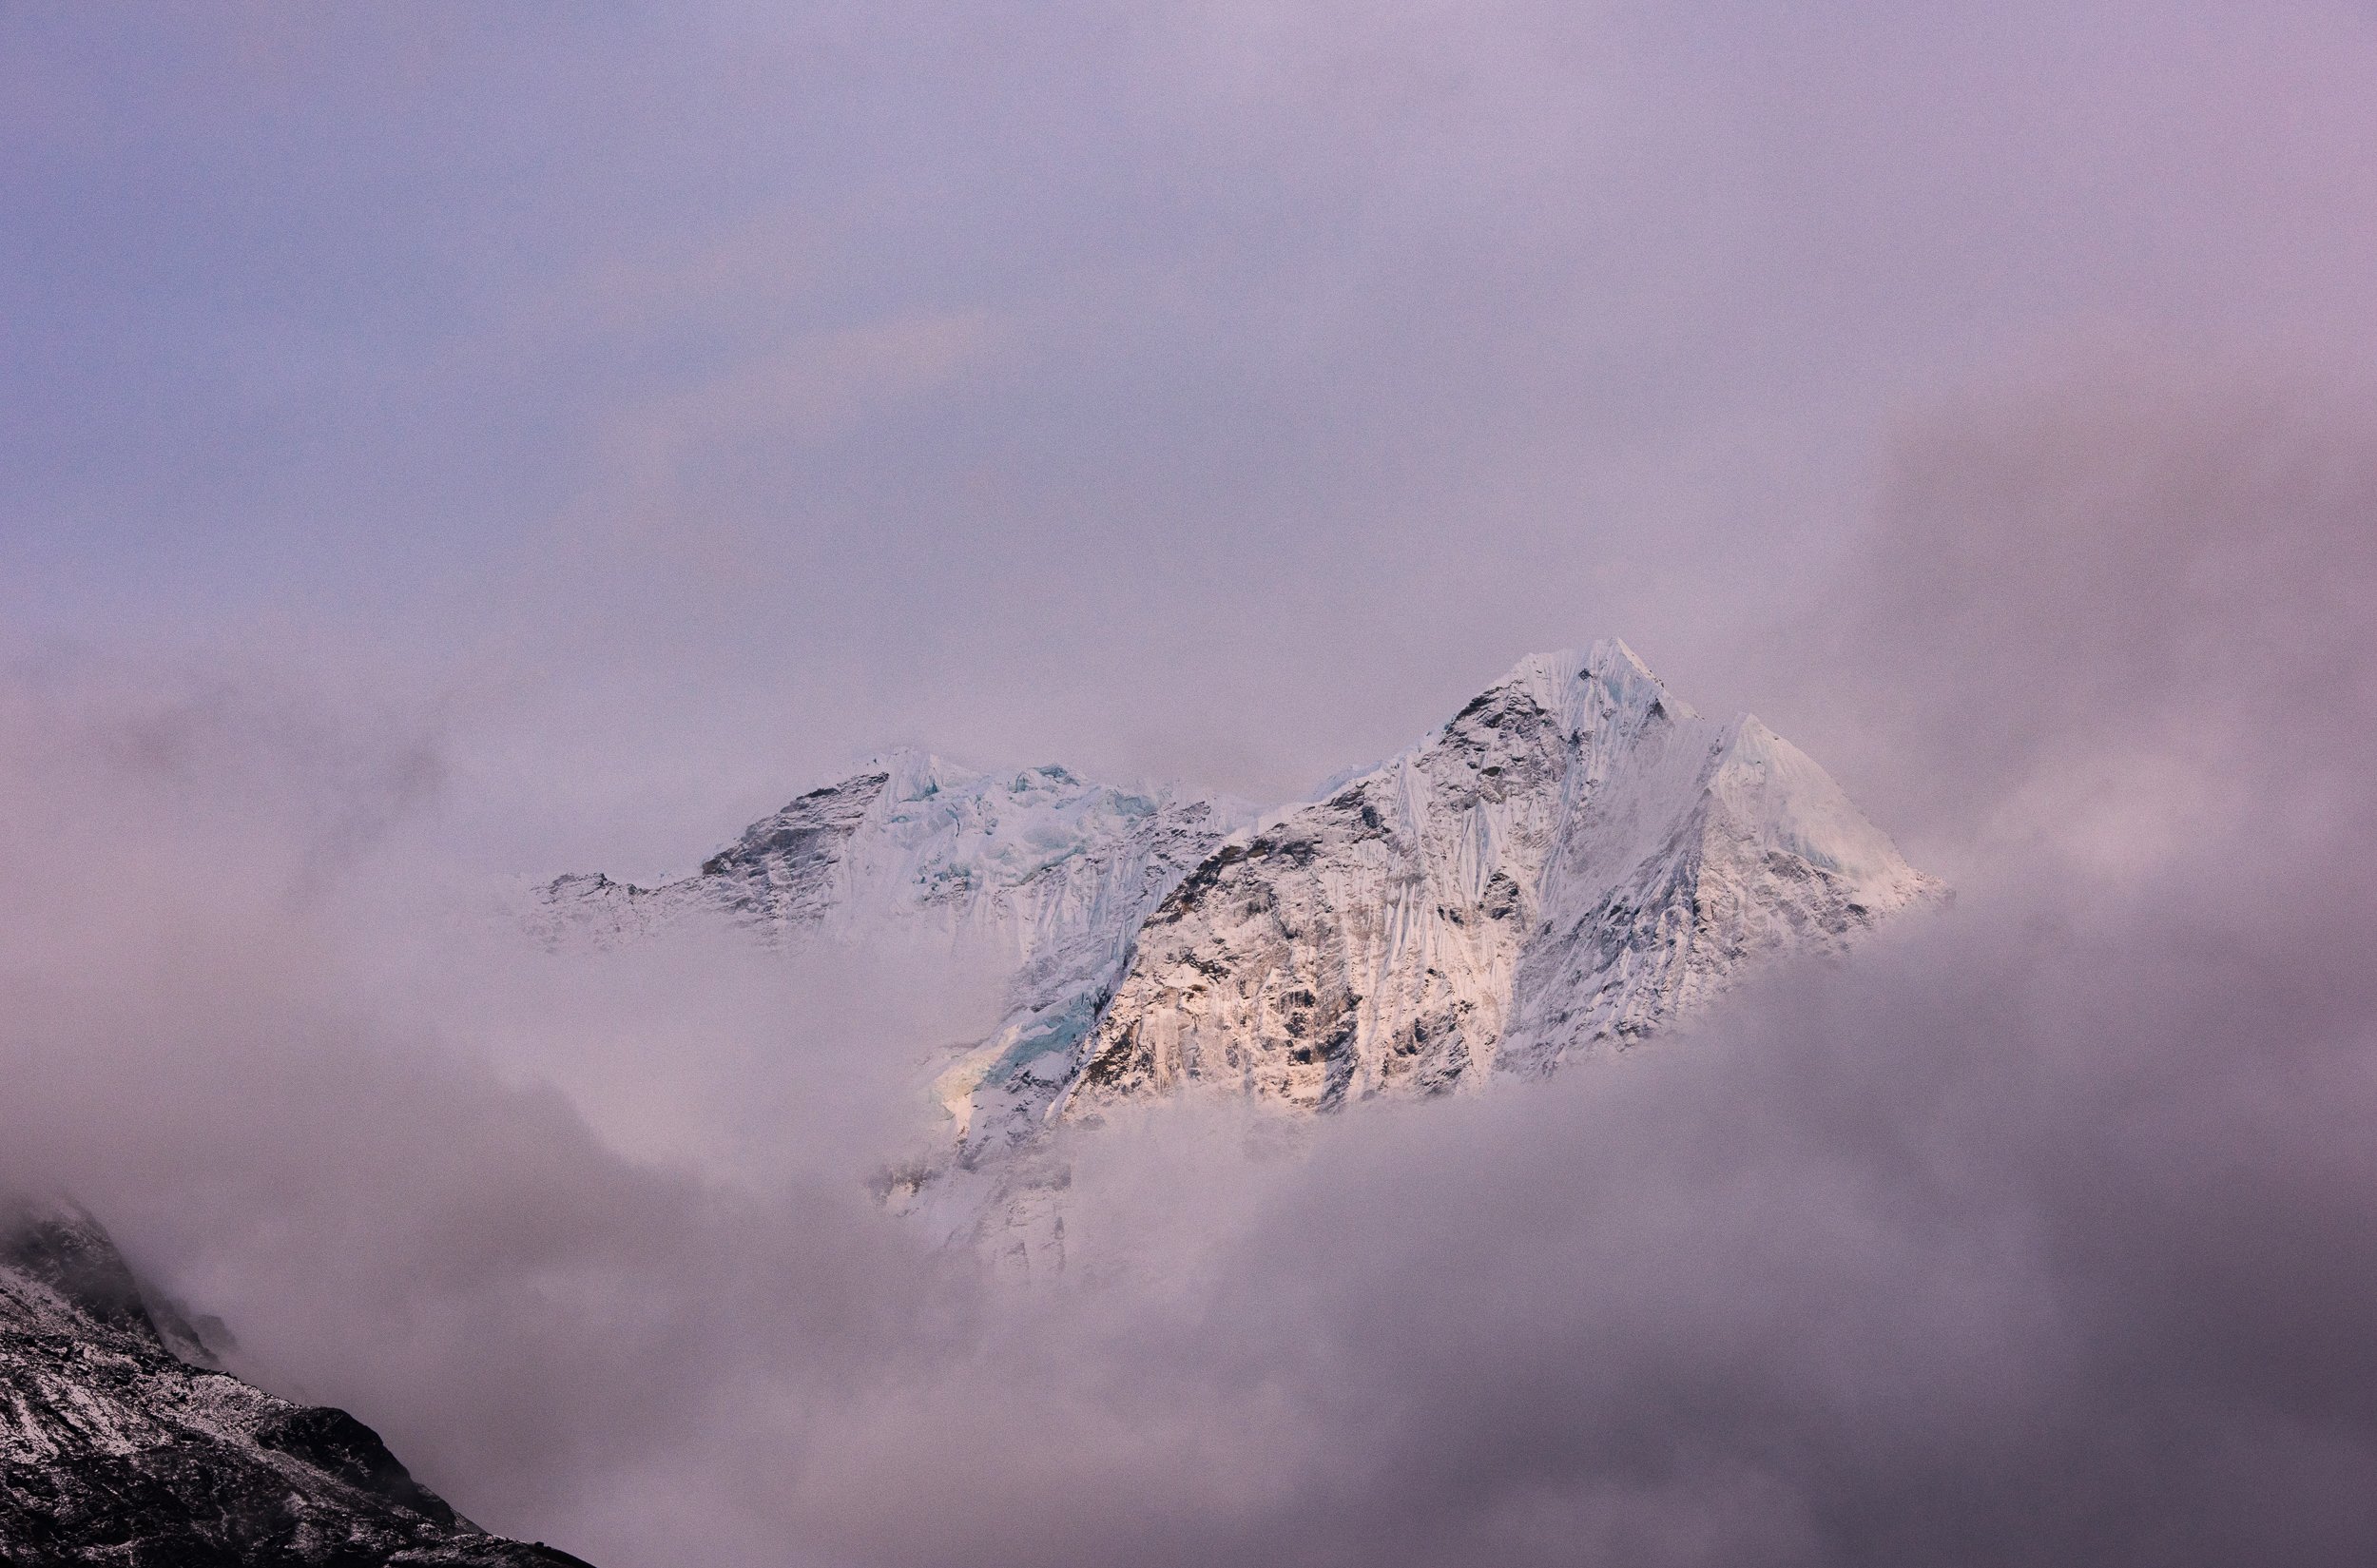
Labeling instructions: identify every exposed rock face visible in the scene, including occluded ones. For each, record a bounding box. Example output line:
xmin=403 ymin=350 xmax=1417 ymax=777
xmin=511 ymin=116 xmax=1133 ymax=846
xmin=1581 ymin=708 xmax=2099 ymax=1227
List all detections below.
xmin=0 ymin=1201 xmax=591 ymax=1568
xmin=1064 ymin=641 xmax=1937 ymax=1116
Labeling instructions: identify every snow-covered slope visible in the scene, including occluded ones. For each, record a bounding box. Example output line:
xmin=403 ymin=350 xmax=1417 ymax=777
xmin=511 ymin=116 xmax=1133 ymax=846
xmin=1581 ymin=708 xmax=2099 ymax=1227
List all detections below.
xmin=533 ymin=749 xmax=1245 ymax=955
xmin=1065 ymin=641 xmax=1933 ymax=1116
xmin=0 ymin=1200 xmax=590 ymax=1567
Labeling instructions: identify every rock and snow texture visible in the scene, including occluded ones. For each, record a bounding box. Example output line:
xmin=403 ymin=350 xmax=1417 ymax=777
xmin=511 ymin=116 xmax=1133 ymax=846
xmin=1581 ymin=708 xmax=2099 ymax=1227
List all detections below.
xmin=534 ymin=644 xmax=1935 ymax=1262
xmin=1065 ymin=641 xmax=1937 ymax=1115
xmin=531 ymin=749 xmax=1255 ymax=1175
xmin=0 ymin=1200 xmax=591 ymax=1567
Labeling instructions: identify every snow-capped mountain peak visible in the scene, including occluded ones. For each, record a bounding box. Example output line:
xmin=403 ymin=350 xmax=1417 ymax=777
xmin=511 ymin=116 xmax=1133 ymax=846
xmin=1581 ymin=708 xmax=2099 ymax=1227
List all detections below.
xmin=532 ymin=643 xmax=1938 ymax=1266
xmin=531 ymin=748 xmax=1254 ymax=964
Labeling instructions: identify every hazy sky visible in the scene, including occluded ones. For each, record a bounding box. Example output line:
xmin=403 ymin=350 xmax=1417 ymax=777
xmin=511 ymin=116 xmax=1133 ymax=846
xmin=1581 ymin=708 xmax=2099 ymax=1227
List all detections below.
xmin=5 ymin=7 xmax=2377 ymax=1568
xmin=8 ymin=1 xmax=2375 ymax=876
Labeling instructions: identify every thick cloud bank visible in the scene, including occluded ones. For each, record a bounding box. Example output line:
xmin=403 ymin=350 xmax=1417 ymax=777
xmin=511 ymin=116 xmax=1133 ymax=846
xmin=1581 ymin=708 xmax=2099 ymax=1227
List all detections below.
xmin=5 ymin=361 xmax=2374 ymax=1566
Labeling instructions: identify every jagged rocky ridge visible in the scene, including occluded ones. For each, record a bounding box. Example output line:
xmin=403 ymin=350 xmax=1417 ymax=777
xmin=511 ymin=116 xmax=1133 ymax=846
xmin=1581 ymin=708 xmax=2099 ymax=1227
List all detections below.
xmin=0 ymin=1201 xmax=590 ymax=1568
xmin=536 ymin=643 xmax=1938 ymax=1258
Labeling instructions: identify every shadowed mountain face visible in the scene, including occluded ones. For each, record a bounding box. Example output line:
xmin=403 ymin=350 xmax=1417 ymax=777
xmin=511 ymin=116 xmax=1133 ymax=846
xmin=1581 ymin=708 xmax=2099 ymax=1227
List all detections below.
xmin=0 ymin=1202 xmax=594 ymax=1568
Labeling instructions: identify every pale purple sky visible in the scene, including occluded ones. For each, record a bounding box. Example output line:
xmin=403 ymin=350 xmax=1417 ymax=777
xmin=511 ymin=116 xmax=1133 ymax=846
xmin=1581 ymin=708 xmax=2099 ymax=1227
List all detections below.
xmin=7 ymin=1 xmax=2375 ymax=877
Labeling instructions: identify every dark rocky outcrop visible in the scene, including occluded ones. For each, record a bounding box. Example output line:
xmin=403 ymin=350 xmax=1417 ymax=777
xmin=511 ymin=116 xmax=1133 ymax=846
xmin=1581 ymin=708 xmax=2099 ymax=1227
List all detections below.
xmin=0 ymin=1201 xmax=593 ymax=1568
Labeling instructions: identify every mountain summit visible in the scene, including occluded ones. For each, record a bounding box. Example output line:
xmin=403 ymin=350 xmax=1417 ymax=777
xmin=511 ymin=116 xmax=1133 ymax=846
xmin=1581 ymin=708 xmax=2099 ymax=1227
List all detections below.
xmin=1066 ymin=640 xmax=1934 ymax=1116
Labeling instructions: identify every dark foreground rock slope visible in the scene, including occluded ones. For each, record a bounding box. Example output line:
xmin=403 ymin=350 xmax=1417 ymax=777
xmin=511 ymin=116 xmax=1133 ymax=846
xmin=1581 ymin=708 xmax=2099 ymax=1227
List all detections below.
xmin=0 ymin=1202 xmax=590 ymax=1568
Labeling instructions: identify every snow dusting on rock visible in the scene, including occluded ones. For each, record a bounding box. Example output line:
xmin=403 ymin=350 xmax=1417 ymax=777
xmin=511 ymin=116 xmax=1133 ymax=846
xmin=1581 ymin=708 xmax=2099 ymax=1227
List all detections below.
xmin=0 ymin=1199 xmax=593 ymax=1566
